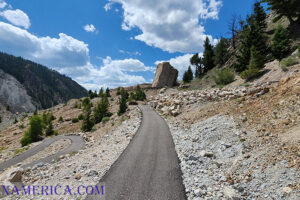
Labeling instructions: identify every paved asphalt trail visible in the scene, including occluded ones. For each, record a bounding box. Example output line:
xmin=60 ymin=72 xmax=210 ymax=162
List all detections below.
xmin=0 ymin=135 xmax=84 ymax=171
xmin=88 ymin=105 xmax=186 ymax=200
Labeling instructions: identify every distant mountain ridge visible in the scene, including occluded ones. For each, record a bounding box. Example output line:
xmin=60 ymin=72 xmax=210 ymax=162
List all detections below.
xmin=0 ymin=52 xmax=87 ymax=112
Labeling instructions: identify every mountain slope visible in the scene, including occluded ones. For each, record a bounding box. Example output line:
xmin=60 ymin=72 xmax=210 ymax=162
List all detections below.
xmin=0 ymin=52 xmax=87 ymax=111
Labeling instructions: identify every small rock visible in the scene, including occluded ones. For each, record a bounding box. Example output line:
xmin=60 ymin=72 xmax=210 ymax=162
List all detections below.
xmin=282 ymin=187 xmax=292 ymax=195
xmin=75 ymin=173 xmax=81 ymax=180
xmin=188 ymin=155 xmax=197 ymax=161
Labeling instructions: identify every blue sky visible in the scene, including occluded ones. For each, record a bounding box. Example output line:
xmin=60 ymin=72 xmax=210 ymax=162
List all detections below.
xmin=0 ymin=0 xmax=260 ymax=90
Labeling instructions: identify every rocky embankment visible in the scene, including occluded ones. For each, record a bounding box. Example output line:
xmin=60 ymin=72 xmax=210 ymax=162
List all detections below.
xmin=148 ymin=83 xmax=270 ymax=117
xmin=168 ymin=116 xmax=300 ymax=199
xmin=149 ymin=78 xmax=300 ymax=200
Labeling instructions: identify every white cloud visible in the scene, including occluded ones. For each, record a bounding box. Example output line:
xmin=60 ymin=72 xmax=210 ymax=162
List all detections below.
xmin=0 ymin=0 xmax=7 ymax=9
xmin=83 ymin=24 xmax=98 ymax=33
xmin=155 ymin=54 xmax=200 ymax=79
xmin=104 ymin=2 xmax=113 ymax=11
xmin=119 ymin=49 xmax=141 ymax=56
xmin=0 ymin=22 xmax=89 ymax=68
xmin=0 ymin=9 xmax=30 ymax=29
xmin=57 ymin=57 xmax=154 ymax=90
xmin=108 ymin=0 xmax=222 ymax=53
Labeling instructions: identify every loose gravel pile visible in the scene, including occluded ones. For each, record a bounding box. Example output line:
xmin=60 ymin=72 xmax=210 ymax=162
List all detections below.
xmin=168 ymin=115 xmax=300 ymax=200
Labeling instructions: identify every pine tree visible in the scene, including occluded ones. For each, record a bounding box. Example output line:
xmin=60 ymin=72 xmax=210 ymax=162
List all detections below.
xmin=190 ymin=53 xmax=203 ymax=78
xmin=240 ymin=46 xmax=263 ymax=80
xmin=45 ymin=121 xmax=54 ymax=136
xmin=105 ymin=88 xmax=111 ymax=97
xmin=262 ymin=0 xmax=300 ymax=24
xmin=253 ymin=1 xmax=267 ymax=31
xmin=21 ymin=115 xmax=44 ymax=146
xmin=271 ymin=25 xmax=291 ymax=60
xmin=94 ymin=96 xmax=109 ymax=124
xmin=183 ymin=66 xmax=193 ymax=83
xmin=99 ymin=88 xmax=104 ymax=97
xmin=202 ymin=37 xmax=215 ymax=73
xmin=81 ymin=107 xmax=94 ymax=132
xmin=135 ymin=85 xmax=146 ymax=101
xmin=118 ymin=94 xmax=128 ymax=116
xmin=214 ymin=37 xmax=229 ymax=67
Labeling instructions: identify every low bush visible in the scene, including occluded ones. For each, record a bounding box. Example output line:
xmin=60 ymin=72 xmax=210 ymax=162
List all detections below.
xmin=280 ymin=56 xmax=299 ymax=67
xmin=102 ymin=117 xmax=110 ymax=123
xmin=78 ymin=114 xmax=84 ymax=120
xmin=240 ymin=68 xmax=261 ymax=81
xmin=298 ymin=45 xmax=300 ymax=57
xmin=213 ymin=68 xmax=235 ymax=85
xmin=58 ymin=116 xmax=63 ymax=122
xmin=72 ymin=118 xmax=79 ymax=123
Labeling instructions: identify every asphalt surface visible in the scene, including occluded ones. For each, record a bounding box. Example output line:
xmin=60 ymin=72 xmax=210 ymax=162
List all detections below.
xmin=87 ymin=105 xmax=186 ymax=200
xmin=0 ymin=135 xmax=84 ymax=171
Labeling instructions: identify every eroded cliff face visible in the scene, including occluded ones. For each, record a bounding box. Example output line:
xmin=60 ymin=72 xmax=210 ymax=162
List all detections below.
xmin=0 ymin=69 xmax=35 ymax=113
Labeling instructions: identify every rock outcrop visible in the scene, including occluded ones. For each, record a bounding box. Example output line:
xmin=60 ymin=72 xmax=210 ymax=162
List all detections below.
xmin=0 ymin=69 xmax=35 ymax=113
xmin=152 ymin=62 xmax=178 ymax=88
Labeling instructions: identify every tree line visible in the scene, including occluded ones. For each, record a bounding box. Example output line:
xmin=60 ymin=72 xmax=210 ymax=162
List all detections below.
xmin=183 ymin=0 xmax=298 ymax=83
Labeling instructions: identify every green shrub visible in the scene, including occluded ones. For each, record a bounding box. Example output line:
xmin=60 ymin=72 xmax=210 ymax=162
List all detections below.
xmin=298 ymin=45 xmax=300 ymax=57
xmin=213 ymin=68 xmax=235 ymax=85
xmin=14 ymin=118 xmax=18 ymax=124
xmin=58 ymin=116 xmax=63 ymax=122
xmin=72 ymin=118 xmax=79 ymax=123
xmin=240 ymin=67 xmax=261 ymax=81
xmin=102 ymin=117 xmax=110 ymax=123
xmin=20 ymin=133 xmax=32 ymax=146
xmin=280 ymin=56 xmax=299 ymax=67
xmin=78 ymin=114 xmax=84 ymax=120
xmin=19 ymin=124 xmax=25 ymax=129
xmin=0 ymin=115 xmax=2 ymax=123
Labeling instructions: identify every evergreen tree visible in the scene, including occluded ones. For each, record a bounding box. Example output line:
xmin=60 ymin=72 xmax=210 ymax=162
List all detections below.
xmin=116 ymin=87 xmax=121 ymax=95
xmin=183 ymin=66 xmax=193 ymax=83
xmin=0 ymin=115 xmax=2 ymax=123
xmin=202 ymin=37 xmax=215 ymax=73
xmin=190 ymin=53 xmax=203 ymax=78
xmin=21 ymin=115 xmax=43 ymax=146
xmin=214 ymin=38 xmax=229 ymax=67
xmin=81 ymin=107 xmax=94 ymax=132
xmin=99 ymin=88 xmax=104 ymax=97
xmin=105 ymin=88 xmax=111 ymax=97
xmin=253 ymin=1 xmax=267 ymax=31
xmin=240 ymin=46 xmax=263 ymax=80
xmin=94 ymin=96 xmax=109 ymax=124
xmin=262 ymin=0 xmax=300 ymax=24
xmin=135 ymin=85 xmax=146 ymax=101
xmin=118 ymin=93 xmax=128 ymax=116
xmin=45 ymin=121 xmax=54 ymax=136
xmin=120 ymin=88 xmax=129 ymax=100
xmin=271 ymin=25 xmax=291 ymax=60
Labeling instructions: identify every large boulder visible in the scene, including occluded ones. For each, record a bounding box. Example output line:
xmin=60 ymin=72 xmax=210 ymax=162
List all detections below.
xmin=152 ymin=62 xmax=178 ymax=88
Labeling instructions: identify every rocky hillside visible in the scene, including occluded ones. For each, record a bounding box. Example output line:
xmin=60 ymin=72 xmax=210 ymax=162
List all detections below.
xmin=0 ymin=52 xmax=87 ymax=112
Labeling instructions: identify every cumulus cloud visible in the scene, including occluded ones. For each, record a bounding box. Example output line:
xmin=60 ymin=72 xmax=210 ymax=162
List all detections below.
xmin=83 ymin=24 xmax=98 ymax=33
xmin=0 ymin=21 xmax=154 ymax=90
xmin=106 ymin=0 xmax=222 ymax=53
xmin=155 ymin=54 xmax=200 ymax=79
xmin=0 ymin=9 xmax=30 ymax=29
xmin=57 ymin=57 xmax=154 ymax=90
xmin=0 ymin=22 xmax=89 ymax=68
xmin=0 ymin=0 xmax=7 ymax=9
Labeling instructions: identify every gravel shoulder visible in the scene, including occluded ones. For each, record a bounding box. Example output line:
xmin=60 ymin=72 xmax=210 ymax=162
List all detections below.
xmin=167 ymin=115 xmax=300 ymax=199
